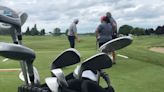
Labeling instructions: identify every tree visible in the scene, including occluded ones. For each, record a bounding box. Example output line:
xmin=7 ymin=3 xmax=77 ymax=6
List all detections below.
xmin=131 ymin=27 xmax=145 ymax=36
xmin=53 ymin=28 xmax=61 ymax=36
xmin=155 ymin=26 xmax=163 ymax=35
xmin=31 ymin=24 xmax=39 ymax=35
xmin=119 ymin=25 xmax=133 ymax=35
xmin=24 ymin=27 xmax=31 ymax=35
xmin=40 ymin=29 xmax=45 ymax=35
xmin=145 ymin=28 xmax=154 ymax=35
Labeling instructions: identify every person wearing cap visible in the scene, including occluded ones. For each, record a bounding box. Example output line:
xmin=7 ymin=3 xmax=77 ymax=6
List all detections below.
xmin=95 ymin=16 xmax=116 ymax=64
xmin=106 ymin=12 xmax=117 ymax=39
xmin=106 ymin=12 xmax=117 ymax=64
xmin=67 ymin=19 xmax=80 ymax=48
xmin=95 ymin=16 xmax=113 ymax=47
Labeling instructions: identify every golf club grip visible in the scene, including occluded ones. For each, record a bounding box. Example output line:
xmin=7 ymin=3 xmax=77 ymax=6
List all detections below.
xmin=18 ymin=35 xmax=22 ymax=40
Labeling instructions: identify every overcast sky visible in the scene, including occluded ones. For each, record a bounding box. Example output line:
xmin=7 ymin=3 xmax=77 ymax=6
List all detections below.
xmin=0 ymin=0 xmax=164 ymax=33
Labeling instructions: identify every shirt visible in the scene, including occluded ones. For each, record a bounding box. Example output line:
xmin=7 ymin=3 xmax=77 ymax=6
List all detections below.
xmin=97 ymin=22 xmax=113 ymax=43
xmin=67 ymin=23 xmax=77 ymax=36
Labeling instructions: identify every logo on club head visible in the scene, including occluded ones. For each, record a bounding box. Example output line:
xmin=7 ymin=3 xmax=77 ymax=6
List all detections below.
xmin=4 ymin=10 xmax=12 ymax=17
xmin=0 ymin=10 xmax=12 ymax=17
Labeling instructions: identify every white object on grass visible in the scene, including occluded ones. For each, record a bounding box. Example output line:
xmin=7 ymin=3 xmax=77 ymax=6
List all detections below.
xmin=2 ymin=58 xmax=9 ymax=62
xmin=117 ymin=54 xmax=128 ymax=59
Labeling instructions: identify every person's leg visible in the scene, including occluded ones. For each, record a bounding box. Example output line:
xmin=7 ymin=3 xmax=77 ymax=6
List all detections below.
xmin=68 ymin=36 xmax=75 ymax=48
xmin=99 ymin=42 xmax=116 ymax=64
xmin=71 ymin=36 xmax=75 ymax=48
xmin=112 ymin=51 xmax=116 ymax=64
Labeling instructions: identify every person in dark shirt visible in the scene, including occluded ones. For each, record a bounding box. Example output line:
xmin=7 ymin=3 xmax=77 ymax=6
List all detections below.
xmin=95 ymin=16 xmax=116 ymax=64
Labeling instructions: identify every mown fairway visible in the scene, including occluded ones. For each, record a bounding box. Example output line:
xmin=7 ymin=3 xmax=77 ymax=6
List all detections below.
xmin=0 ymin=35 xmax=164 ymax=92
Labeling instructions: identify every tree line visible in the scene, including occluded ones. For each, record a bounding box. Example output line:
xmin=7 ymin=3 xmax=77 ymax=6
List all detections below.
xmin=119 ymin=25 xmax=164 ymax=36
xmin=0 ymin=24 xmax=62 ymax=36
xmin=0 ymin=24 xmax=164 ymax=36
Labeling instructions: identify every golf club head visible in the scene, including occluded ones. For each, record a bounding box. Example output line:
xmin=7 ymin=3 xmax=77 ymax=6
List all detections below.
xmin=0 ymin=42 xmax=36 ymax=85
xmin=0 ymin=6 xmax=21 ymax=27
xmin=19 ymin=66 xmax=40 ymax=85
xmin=51 ymin=69 xmax=68 ymax=87
xmin=19 ymin=12 xmax=28 ymax=26
xmin=78 ymin=53 xmax=112 ymax=78
xmin=0 ymin=6 xmax=23 ymax=44
xmin=0 ymin=23 xmax=19 ymax=44
xmin=45 ymin=77 xmax=59 ymax=92
xmin=0 ymin=42 xmax=35 ymax=60
xmin=0 ymin=22 xmax=12 ymax=28
xmin=51 ymin=48 xmax=80 ymax=69
xmin=73 ymin=66 xmax=99 ymax=81
xmin=99 ymin=36 xmax=133 ymax=53
xmin=81 ymin=53 xmax=112 ymax=70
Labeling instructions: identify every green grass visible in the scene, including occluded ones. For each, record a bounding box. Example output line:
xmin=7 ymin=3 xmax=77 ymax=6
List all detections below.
xmin=0 ymin=35 xmax=164 ymax=92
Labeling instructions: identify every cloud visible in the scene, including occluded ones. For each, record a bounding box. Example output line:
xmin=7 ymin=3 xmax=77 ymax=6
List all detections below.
xmin=0 ymin=0 xmax=164 ymax=33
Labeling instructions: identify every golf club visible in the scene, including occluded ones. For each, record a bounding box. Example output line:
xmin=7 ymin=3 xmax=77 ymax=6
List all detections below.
xmin=51 ymin=69 xmax=68 ymax=87
xmin=45 ymin=77 xmax=59 ymax=92
xmin=0 ymin=42 xmax=36 ymax=85
xmin=0 ymin=6 xmax=30 ymax=85
xmin=77 ymin=53 xmax=112 ymax=79
xmin=19 ymin=66 xmax=40 ymax=85
xmin=19 ymin=12 xmax=28 ymax=26
xmin=99 ymin=36 xmax=133 ymax=53
xmin=51 ymin=48 xmax=80 ymax=70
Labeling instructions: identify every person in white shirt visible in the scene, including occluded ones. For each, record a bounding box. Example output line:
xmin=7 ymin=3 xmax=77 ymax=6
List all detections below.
xmin=67 ymin=19 xmax=80 ymax=48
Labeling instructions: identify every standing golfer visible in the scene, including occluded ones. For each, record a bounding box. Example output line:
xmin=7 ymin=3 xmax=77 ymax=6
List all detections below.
xmin=67 ymin=19 xmax=80 ymax=48
xmin=106 ymin=12 xmax=117 ymax=39
xmin=95 ymin=16 xmax=116 ymax=64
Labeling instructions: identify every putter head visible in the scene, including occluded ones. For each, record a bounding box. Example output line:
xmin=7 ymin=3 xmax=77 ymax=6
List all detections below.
xmin=78 ymin=53 xmax=112 ymax=78
xmin=99 ymin=36 xmax=133 ymax=53
xmin=45 ymin=77 xmax=59 ymax=92
xmin=0 ymin=6 xmax=21 ymax=27
xmin=51 ymin=69 xmax=68 ymax=87
xmin=0 ymin=42 xmax=35 ymax=61
xmin=51 ymin=48 xmax=80 ymax=69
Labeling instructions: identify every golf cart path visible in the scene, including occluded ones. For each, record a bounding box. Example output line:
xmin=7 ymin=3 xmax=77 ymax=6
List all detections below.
xmin=150 ymin=47 xmax=164 ymax=54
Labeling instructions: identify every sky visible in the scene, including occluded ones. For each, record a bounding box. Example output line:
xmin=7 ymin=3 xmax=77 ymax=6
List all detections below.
xmin=0 ymin=0 xmax=164 ymax=33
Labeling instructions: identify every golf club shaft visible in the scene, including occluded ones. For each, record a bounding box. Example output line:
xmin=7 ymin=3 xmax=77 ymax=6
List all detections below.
xmin=99 ymin=70 xmax=110 ymax=87
xmin=19 ymin=61 xmax=29 ymax=85
xmin=16 ymin=31 xmax=30 ymax=85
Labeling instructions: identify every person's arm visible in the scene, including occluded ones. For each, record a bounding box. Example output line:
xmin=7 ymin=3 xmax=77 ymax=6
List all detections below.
xmin=95 ymin=25 xmax=102 ymax=40
xmin=73 ymin=24 xmax=80 ymax=42
xmin=74 ymin=31 xmax=80 ymax=42
xmin=110 ymin=17 xmax=117 ymax=32
xmin=95 ymin=29 xmax=99 ymax=40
